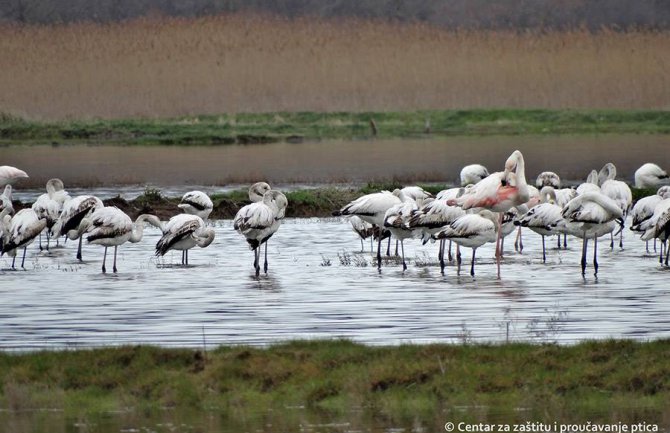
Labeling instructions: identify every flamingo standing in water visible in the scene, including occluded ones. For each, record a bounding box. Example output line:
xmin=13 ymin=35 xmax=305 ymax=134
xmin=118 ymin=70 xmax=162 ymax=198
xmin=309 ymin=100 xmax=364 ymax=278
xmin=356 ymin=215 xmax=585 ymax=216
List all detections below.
xmin=234 ymin=190 xmax=288 ymax=276
xmin=634 ymin=163 xmax=668 ymax=189
xmin=598 ymin=163 xmax=632 ymax=249
xmin=334 ymin=190 xmax=402 ymax=269
xmin=69 ymin=207 xmax=156 ymax=273
xmin=434 ymin=210 xmax=498 ymax=277
xmin=178 ymin=191 xmax=213 ymax=220
xmin=32 ymin=178 xmax=70 ymax=250
xmin=450 ymin=150 xmax=529 ymax=278
xmin=562 ymin=192 xmax=624 ymax=276
xmin=52 ymin=195 xmax=104 ymax=261
xmin=1 ymin=208 xmax=47 ymax=269
xmin=0 ymin=166 xmax=28 ymax=186
xmin=145 ymin=214 xmax=216 ymax=265
xmin=460 ymin=164 xmax=489 ymax=186
xmin=515 ymin=186 xmax=567 ymax=263
xmin=349 ymin=216 xmax=376 ymax=252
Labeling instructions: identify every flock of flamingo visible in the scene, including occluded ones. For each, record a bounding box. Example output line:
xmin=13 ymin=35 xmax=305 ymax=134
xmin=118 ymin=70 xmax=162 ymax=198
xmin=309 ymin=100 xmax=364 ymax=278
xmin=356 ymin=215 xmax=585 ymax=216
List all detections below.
xmin=335 ymin=152 xmax=670 ymax=278
xmin=0 ymin=150 xmax=669 ymax=279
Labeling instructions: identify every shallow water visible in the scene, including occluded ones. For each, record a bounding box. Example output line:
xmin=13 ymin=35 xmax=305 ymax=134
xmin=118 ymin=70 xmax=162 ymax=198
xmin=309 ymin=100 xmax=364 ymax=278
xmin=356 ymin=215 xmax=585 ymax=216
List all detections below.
xmin=3 ymin=135 xmax=669 ymax=189
xmin=0 ymin=217 xmax=668 ymax=350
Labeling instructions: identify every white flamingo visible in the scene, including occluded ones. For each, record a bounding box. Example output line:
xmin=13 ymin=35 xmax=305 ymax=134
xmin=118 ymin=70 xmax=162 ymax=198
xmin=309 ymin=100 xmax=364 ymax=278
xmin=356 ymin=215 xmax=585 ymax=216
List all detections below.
xmin=434 ymin=210 xmax=498 ymax=277
xmin=178 ymin=191 xmax=213 ymax=220
xmin=400 ymin=186 xmax=433 ymax=206
xmin=334 ymin=189 xmax=402 ymax=269
xmin=635 ymin=163 xmax=668 ymax=189
xmin=1 ymin=208 xmax=47 ymax=269
xmin=639 ymin=198 xmax=670 ymax=265
xmin=0 ymin=166 xmax=28 ymax=186
xmin=656 ymin=186 xmax=670 ymax=199
xmin=630 ymin=194 xmax=663 ymax=253
xmin=536 ymin=171 xmax=561 ymax=189
xmin=460 ymin=164 xmax=489 ymax=186
xmin=598 ymin=163 xmax=632 ymax=248
xmin=382 ymin=191 xmax=419 ymax=271
xmin=449 ymin=150 xmax=529 ymax=278
xmin=349 ymin=216 xmax=376 ymax=252
xmin=248 ymin=182 xmax=272 ymax=203
xmin=32 ymin=179 xmax=70 ymax=250
xmin=70 ymin=207 xmax=155 ymax=273
xmin=406 ymin=197 xmax=466 ymax=272
xmin=562 ymin=192 xmax=624 ymax=276
xmin=146 ymin=214 xmax=216 ymax=265
xmin=515 ymin=186 xmax=567 ymax=262
xmin=576 ymin=170 xmax=600 ymax=195
xmin=52 ymin=195 xmax=104 ymax=261
xmin=234 ymin=190 xmax=288 ymax=276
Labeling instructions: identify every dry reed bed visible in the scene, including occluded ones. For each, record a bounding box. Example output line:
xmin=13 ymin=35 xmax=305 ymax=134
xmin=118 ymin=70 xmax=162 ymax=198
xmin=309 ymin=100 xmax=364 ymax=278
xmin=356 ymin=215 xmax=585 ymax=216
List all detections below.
xmin=1 ymin=15 xmax=669 ymax=120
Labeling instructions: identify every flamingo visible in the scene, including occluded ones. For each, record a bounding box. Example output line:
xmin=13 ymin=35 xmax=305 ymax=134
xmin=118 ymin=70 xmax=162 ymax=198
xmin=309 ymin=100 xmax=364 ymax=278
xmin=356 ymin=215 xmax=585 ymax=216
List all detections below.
xmin=1 ymin=209 xmax=47 ymax=269
xmin=634 ymin=163 xmax=668 ymax=189
xmin=562 ymin=192 xmax=624 ymax=276
xmin=449 ymin=150 xmax=529 ymax=278
xmin=657 ymin=186 xmax=670 ymax=199
xmin=70 ymin=207 xmax=156 ymax=273
xmin=234 ymin=190 xmax=288 ymax=276
xmin=145 ymin=214 xmax=216 ymax=265
xmin=515 ymin=186 xmax=567 ymax=262
xmin=536 ymin=171 xmax=561 ymax=189
xmin=334 ymin=189 xmax=402 ymax=269
xmin=32 ymin=179 xmax=70 ymax=250
xmin=248 ymin=182 xmax=272 ymax=203
xmin=460 ymin=164 xmax=489 ymax=186
xmin=434 ymin=210 xmax=498 ymax=277
xmin=178 ymin=191 xmax=213 ymax=220
xmin=0 ymin=185 xmax=14 ymax=208
xmin=0 ymin=166 xmax=28 ymax=187
xmin=406 ymin=197 xmax=465 ymax=272
xmin=576 ymin=170 xmax=600 ymax=195
xmin=400 ymin=186 xmax=433 ymax=206
xmin=52 ymin=195 xmax=104 ymax=261
xmin=349 ymin=216 xmax=376 ymax=252
xmin=382 ymin=191 xmax=419 ymax=271
xmin=512 ymin=185 xmax=541 ymax=253
xmin=639 ymin=198 xmax=670 ymax=265
xmin=598 ymin=163 xmax=632 ymax=249
xmin=630 ymin=194 xmax=663 ymax=252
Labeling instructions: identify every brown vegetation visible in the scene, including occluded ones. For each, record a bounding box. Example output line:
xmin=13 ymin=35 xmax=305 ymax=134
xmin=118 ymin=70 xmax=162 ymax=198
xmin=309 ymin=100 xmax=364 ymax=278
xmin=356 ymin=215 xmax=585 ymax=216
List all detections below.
xmin=1 ymin=16 xmax=669 ymax=120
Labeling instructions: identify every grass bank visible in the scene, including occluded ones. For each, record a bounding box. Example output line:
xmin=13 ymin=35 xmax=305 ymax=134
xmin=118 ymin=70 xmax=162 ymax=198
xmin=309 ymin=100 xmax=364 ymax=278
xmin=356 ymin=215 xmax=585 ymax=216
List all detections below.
xmin=1 ymin=340 xmax=669 ymax=425
xmin=2 ymin=109 xmax=670 ymax=146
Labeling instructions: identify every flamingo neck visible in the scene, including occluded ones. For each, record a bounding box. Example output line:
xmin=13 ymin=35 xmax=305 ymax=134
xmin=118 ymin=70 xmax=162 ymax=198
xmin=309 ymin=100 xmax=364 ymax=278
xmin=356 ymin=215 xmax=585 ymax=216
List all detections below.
xmin=195 ymin=228 xmax=216 ymax=248
xmin=513 ymin=153 xmax=529 ymax=204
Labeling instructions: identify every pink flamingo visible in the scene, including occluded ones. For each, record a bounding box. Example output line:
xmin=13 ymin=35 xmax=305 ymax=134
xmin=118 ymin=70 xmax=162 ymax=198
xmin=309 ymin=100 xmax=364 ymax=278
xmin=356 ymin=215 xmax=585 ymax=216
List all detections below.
xmin=449 ymin=150 xmax=529 ymax=278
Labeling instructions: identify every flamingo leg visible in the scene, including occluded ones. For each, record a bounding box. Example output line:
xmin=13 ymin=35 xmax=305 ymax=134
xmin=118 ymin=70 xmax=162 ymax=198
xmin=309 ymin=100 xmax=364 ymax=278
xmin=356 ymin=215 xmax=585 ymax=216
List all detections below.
xmin=542 ymin=235 xmax=546 ymax=263
xmin=400 ymin=240 xmax=407 ymax=271
xmin=660 ymin=241 xmax=664 ymax=264
xmin=11 ymin=255 xmax=16 ymax=270
xmin=447 ymin=240 xmax=453 ymax=262
xmin=181 ymin=250 xmax=185 ymax=265
xmin=21 ymin=247 xmax=27 ymax=269
xmin=264 ymin=241 xmax=269 ymax=273
xmin=386 ymin=236 xmax=391 ymax=256
xmin=77 ymin=236 xmax=83 ymax=261
xmin=360 ymin=238 xmax=364 ymax=252
xmin=394 ymin=240 xmax=399 ymax=257
xmin=102 ymin=247 xmax=107 ymax=273
xmin=254 ymin=247 xmax=261 ymax=277
xmin=654 ymin=238 xmax=657 ymax=252
xmin=665 ymin=241 xmax=669 ymax=266
xmin=186 ymin=249 xmax=189 ymax=266
xmin=46 ymin=232 xmax=50 ymax=251
xmin=377 ymin=236 xmax=383 ymax=270
xmin=581 ymin=233 xmax=588 ymax=276
xmin=646 ymin=240 xmax=649 ymax=254
xmin=495 ymin=212 xmax=503 ymax=279
xmin=369 ymin=236 xmax=373 ymax=253
xmin=619 ymin=227 xmax=624 ymax=249
xmin=470 ymin=247 xmax=476 ymax=277
xmin=439 ymin=239 xmax=445 ymax=273
xmin=609 ymin=232 xmax=614 ymax=250
xmin=514 ymin=227 xmax=523 ymax=252
xmin=113 ymin=246 xmax=118 ymax=273
xmin=593 ymin=236 xmax=599 ymax=276
xmin=563 ymin=233 xmax=568 ymax=248
xmin=39 ymin=233 xmax=43 ymax=251
xmin=456 ymin=244 xmax=462 ymax=266
xmin=557 ymin=235 xmax=561 ymax=249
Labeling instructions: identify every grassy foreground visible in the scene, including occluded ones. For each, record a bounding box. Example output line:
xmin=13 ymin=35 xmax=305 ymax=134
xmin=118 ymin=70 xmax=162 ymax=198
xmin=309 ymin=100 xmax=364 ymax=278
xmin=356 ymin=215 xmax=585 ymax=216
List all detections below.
xmin=2 ymin=109 xmax=670 ymax=146
xmin=1 ymin=340 xmax=669 ymax=425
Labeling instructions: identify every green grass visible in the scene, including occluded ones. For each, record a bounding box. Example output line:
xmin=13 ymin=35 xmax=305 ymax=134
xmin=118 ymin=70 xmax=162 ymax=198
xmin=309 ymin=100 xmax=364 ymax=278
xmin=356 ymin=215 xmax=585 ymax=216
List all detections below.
xmin=2 ymin=109 xmax=670 ymax=145
xmin=1 ymin=340 xmax=669 ymax=425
